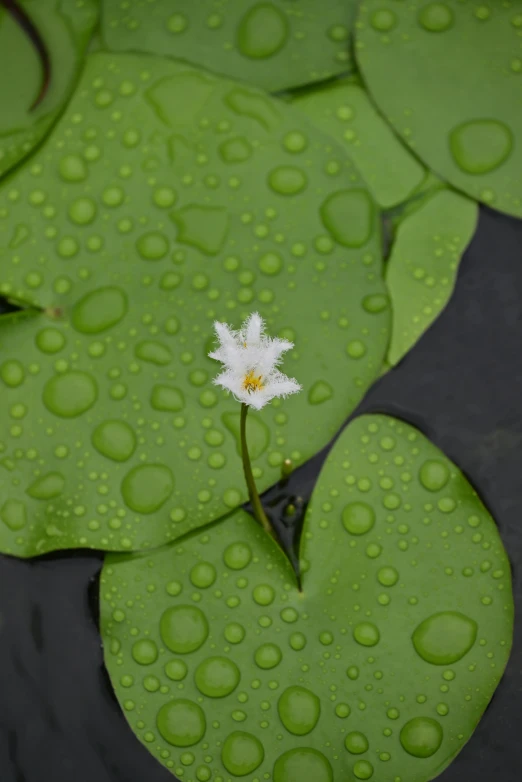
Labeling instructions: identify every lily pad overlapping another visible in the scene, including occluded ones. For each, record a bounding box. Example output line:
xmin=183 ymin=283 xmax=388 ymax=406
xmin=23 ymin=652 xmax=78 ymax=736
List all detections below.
xmin=386 ymin=188 xmax=478 ymax=365
xmin=291 ymin=76 xmax=426 ymax=210
xmin=290 ymin=75 xmax=479 ymax=366
xmin=0 ymin=52 xmax=390 ymax=557
xmin=101 ymin=0 xmax=357 ymax=92
xmin=100 ymin=414 xmax=514 ymax=782
xmin=0 ymin=0 xmax=98 ymax=179
xmin=355 ymin=0 xmax=522 ymax=217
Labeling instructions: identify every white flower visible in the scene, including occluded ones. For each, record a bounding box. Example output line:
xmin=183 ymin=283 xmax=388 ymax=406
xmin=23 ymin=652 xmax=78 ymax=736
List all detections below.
xmin=209 ymin=312 xmax=302 ymax=410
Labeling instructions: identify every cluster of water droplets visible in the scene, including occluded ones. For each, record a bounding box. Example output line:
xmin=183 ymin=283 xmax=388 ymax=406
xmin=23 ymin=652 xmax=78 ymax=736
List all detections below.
xmin=356 ymin=0 xmax=522 ymax=216
xmin=101 ymin=414 xmax=512 ymax=780
xmin=101 ymin=0 xmax=352 ymax=92
xmin=0 ymin=52 xmax=391 ymax=556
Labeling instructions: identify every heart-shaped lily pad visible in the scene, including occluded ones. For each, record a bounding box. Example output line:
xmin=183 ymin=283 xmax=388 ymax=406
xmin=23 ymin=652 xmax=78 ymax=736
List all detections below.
xmin=100 ymin=414 xmax=513 ymax=782
xmin=355 ymin=0 xmax=522 ymax=217
xmin=0 ymin=0 xmax=98 ymax=179
xmin=101 ymin=0 xmax=356 ymax=92
xmin=0 ymin=53 xmax=389 ymax=557
xmin=291 ymin=76 xmax=426 ymax=209
xmin=386 ymin=187 xmax=478 ymax=365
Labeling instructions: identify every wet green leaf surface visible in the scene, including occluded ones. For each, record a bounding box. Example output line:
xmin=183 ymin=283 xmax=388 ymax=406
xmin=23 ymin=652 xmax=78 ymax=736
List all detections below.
xmin=0 ymin=0 xmax=98 ymax=178
xmin=100 ymin=414 xmax=513 ymax=782
xmin=356 ymin=0 xmax=522 ymax=216
xmin=292 ymin=76 xmax=425 ymax=209
xmin=386 ymin=188 xmax=478 ymax=366
xmin=0 ymin=53 xmax=389 ymax=556
xmin=101 ymin=0 xmax=356 ymax=92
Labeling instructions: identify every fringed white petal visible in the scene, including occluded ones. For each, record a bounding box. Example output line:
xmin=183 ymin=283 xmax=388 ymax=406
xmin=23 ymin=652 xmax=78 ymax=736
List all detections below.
xmin=255 ymin=337 xmax=294 ymax=375
xmin=213 ymin=321 xmax=236 ymax=349
xmin=208 ymin=313 xmax=302 ymax=409
xmin=243 ymin=311 xmax=264 ymax=347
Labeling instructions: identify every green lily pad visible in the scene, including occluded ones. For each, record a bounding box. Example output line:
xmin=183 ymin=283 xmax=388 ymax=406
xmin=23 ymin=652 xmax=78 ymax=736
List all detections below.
xmin=100 ymin=414 xmax=513 ymax=781
xmin=0 ymin=0 xmax=98 ymax=180
xmin=355 ymin=0 xmax=522 ymax=217
xmin=0 ymin=53 xmax=389 ymax=557
xmin=101 ymin=0 xmax=356 ymax=92
xmin=291 ymin=76 xmax=426 ymax=209
xmin=386 ymin=188 xmax=478 ymax=366
xmin=288 ymin=79 xmax=477 ymax=366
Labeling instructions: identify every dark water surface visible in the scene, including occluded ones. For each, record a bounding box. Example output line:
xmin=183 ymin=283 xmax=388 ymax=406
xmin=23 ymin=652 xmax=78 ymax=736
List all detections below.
xmin=0 ymin=206 xmax=520 ymax=781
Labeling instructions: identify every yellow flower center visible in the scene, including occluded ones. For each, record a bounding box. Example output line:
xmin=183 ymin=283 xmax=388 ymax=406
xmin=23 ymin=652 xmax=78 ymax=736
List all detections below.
xmin=242 ymin=369 xmax=264 ymax=393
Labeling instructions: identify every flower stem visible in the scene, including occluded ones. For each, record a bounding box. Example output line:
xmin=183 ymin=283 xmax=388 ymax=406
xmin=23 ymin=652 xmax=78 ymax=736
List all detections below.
xmin=240 ymin=403 xmax=277 ymax=540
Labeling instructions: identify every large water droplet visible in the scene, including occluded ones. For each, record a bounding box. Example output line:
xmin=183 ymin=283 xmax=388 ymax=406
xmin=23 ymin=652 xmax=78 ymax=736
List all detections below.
xmin=345 ymin=732 xmax=369 ymax=754
xmin=320 ymin=189 xmax=374 ymax=247
xmin=165 ymin=659 xmax=188 ymax=681
xmin=255 ymin=642 xmax=282 ymax=669
xmin=258 ymin=251 xmax=283 ymax=276
xmin=308 ymin=381 xmax=333 ymax=405
xmin=92 ymin=420 xmax=136 ymax=462
xmin=59 ymin=155 xmax=87 ymax=182
xmin=418 ymin=3 xmax=454 ymax=32
xmin=268 ymin=166 xmax=307 ymax=196
xmin=72 ymin=287 xmax=128 ymax=334
xmin=237 ymin=3 xmax=289 ymax=59
xmin=172 ymin=205 xmax=229 ymax=256
xmin=132 ymin=639 xmax=158 ymax=665
xmin=136 ymin=231 xmax=169 ymax=261
xmin=135 ymin=340 xmax=172 ymax=366
xmin=153 ymin=186 xmax=177 ymax=208
xmin=353 ymin=760 xmax=374 ymax=779
xmin=190 ymin=562 xmax=216 ymax=589
xmin=353 ymin=622 xmax=380 ymax=647
xmin=283 ymin=130 xmax=308 ymax=153
xmin=195 ymin=656 xmax=240 ymax=698
xmin=160 ymin=605 xmax=209 ymax=654
xmin=151 ymin=385 xmax=185 ymax=412
xmin=225 ymin=622 xmax=246 ymax=644
xmin=121 ymin=464 xmax=174 ymax=514
xmin=419 ymin=460 xmax=449 ymax=491
xmin=167 ymin=12 xmax=188 ymax=33
xmin=273 ymin=748 xmax=333 ymax=782
xmin=36 ymin=328 xmax=65 ymax=354
xmin=342 ymin=502 xmax=375 ymax=535
xmin=281 ymin=607 xmax=298 ymax=623
xmin=412 ymin=611 xmax=477 ymax=664
xmin=68 ymin=197 xmax=97 ymax=225
xmin=450 ymin=120 xmax=512 ymax=175
xmin=27 ymin=472 xmax=65 ymax=500
xmin=278 ymin=686 xmax=320 ymax=735
xmin=219 ymin=136 xmax=252 ymax=163
xmin=371 ymin=9 xmax=397 ymax=31
xmin=156 ymin=699 xmax=206 ymax=747
xmin=377 ymin=566 xmax=399 ymax=587
xmin=289 ymin=632 xmax=306 ymax=651
xmin=223 ymin=542 xmax=252 ymax=570
xmin=1 ymin=499 xmax=27 ymax=530
xmin=253 ymin=584 xmax=275 ymax=606
xmin=221 ymin=731 xmax=264 ymax=776
xmin=43 ymin=372 xmax=98 ymax=418
xmin=1 ymin=360 xmax=25 ymax=387
xmin=400 ymin=716 xmax=443 ymax=757
xmin=362 ymin=294 xmax=389 ymax=314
